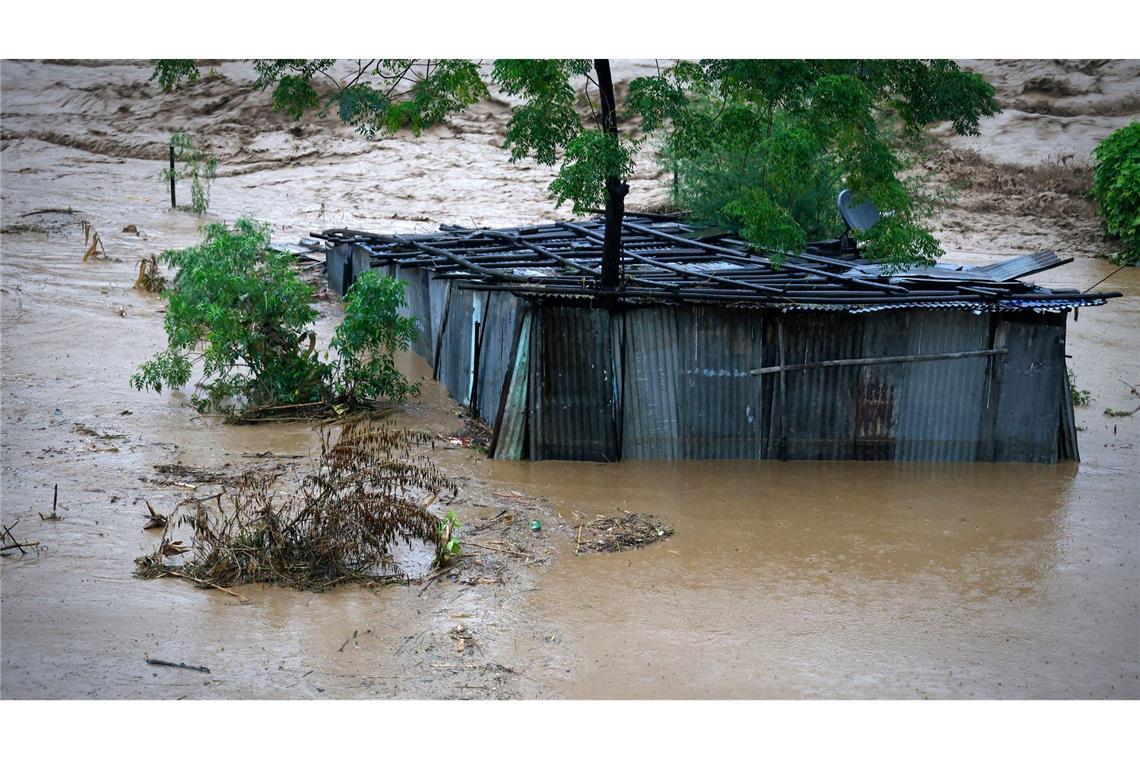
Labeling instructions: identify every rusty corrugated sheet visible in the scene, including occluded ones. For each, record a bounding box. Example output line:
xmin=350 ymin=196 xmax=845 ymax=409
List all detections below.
xmin=492 ymin=310 xmax=531 ymax=460
xmin=891 ymin=309 xmax=991 ymax=461
xmin=621 ymin=307 xmax=682 ymax=459
xmin=533 ymin=305 xmax=618 ymax=461
xmin=427 ymin=276 xmax=450 ymax=365
xmin=474 ymin=291 xmax=520 ymax=424
xmin=676 ymin=306 xmax=765 ymax=459
xmin=767 ymin=311 xmax=861 ymax=460
xmin=990 ymin=312 xmax=1066 ymax=463
xmin=854 ymin=311 xmax=910 ymax=460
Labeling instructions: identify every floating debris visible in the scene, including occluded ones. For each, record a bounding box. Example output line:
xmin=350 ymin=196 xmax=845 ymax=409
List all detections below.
xmin=574 ymin=510 xmax=674 ymax=554
xmin=143 ymin=502 xmax=168 ymax=530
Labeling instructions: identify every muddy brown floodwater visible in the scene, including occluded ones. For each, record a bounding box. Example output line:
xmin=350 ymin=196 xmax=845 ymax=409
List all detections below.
xmin=2 ymin=60 xmax=1138 ymax=699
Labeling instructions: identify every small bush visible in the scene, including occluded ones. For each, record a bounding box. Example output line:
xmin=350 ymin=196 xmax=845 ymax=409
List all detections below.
xmin=132 ymin=218 xmax=419 ymax=419
xmin=1092 ymin=121 xmax=1140 ymax=264
xmin=1068 ymin=368 xmax=1091 ymax=407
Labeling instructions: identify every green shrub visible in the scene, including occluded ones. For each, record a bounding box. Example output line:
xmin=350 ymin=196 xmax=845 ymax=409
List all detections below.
xmin=132 ymin=218 xmax=419 ymax=419
xmin=1092 ymin=121 xmax=1140 ymax=264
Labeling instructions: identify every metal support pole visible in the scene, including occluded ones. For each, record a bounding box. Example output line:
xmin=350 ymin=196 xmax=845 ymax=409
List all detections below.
xmin=169 ymin=144 xmax=176 ymax=209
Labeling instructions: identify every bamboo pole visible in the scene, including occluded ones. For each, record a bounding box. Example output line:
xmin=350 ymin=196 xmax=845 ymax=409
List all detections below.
xmin=750 ymin=348 xmax=1009 ymax=376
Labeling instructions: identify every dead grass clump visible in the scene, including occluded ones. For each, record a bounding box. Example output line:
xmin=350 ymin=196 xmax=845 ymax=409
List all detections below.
xmin=81 ymin=220 xmax=108 ymax=261
xmin=574 ymin=510 xmax=674 ymax=554
xmin=133 ymin=254 xmax=166 ymax=292
xmin=136 ymin=420 xmax=457 ymax=591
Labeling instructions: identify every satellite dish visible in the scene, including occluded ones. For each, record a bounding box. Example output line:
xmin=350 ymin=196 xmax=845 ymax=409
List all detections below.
xmin=837 ymin=189 xmax=881 ymax=233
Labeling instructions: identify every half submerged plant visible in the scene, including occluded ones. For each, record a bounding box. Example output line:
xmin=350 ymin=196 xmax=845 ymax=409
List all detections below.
xmin=131 ymin=218 xmax=419 ymax=420
xmin=136 ymin=420 xmax=457 ymax=590
xmin=162 ymin=132 xmax=218 ymax=216
xmin=437 ymin=510 xmax=462 ymax=567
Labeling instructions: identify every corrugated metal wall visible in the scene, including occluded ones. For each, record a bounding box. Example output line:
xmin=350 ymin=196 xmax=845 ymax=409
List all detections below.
xmin=990 ymin=312 xmax=1066 ymax=464
xmin=437 ymin=286 xmax=476 ymax=406
xmin=532 ymin=305 xmax=618 ymax=461
xmin=854 ymin=312 xmax=910 ymax=460
xmin=492 ymin=310 xmax=531 ymax=460
xmin=425 ymin=293 xmax=1071 ymax=464
xmin=394 ymin=264 xmax=434 ymax=362
xmin=622 ymin=307 xmax=683 ymax=459
xmin=676 ymin=307 xmax=766 ymax=459
xmin=767 ymin=312 xmax=861 ymax=460
xmin=891 ymin=310 xmax=993 ymax=462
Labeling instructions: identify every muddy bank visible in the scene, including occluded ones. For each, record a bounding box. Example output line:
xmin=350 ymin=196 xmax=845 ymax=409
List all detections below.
xmin=2 ymin=59 xmax=1138 ymax=699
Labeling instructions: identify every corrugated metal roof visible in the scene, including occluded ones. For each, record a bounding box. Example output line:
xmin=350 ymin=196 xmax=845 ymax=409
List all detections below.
xmin=315 ymin=216 xmax=1119 ymax=312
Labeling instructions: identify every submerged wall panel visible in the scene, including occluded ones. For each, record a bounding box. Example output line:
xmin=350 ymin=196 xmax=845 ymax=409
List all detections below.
xmin=769 ymin=312 xmax=861 ymax=460
xmin=892 ymin=310 xmax=991 ymax=461
xmin=675 ymin=306 xmax=765 ymax=459
xmin=534 ymin=306 xmax=618 ymax=461
xmin=854 ymin=311 xmax=910 ymax=460
xmin=991 ymin=313 xmax=1065 ymax=463
xmin=438 ymin=286 xmax=475 ymax=406
xmin=621 ymin=307 xmax=682 ymax=459
xmin=475 ymin=291 xmax=521 ymax=425
xmin=394 ymin=265 xmax=434 ymax=362
xmin=492 ymin=310 xmax=531 ymax=460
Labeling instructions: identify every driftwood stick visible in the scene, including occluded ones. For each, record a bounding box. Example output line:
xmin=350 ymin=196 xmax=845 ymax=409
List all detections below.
xmin=163 ymin=570 xmax=248 ymax=603
xmin=2 ymin=521 xmax=27 ymax=555
xmin=145 ymin=657 xmax=211 ymax=674
xmin=465 ymin=540 xmax=531 ymax=559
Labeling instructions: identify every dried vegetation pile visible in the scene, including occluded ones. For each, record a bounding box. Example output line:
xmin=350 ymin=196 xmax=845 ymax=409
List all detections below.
xmin=136 ymin=421 xmax=456 ymax=591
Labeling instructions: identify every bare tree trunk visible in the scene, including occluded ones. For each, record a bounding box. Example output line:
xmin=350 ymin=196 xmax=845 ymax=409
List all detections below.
xmin=594 ymin=59 xmax=627 ymax=291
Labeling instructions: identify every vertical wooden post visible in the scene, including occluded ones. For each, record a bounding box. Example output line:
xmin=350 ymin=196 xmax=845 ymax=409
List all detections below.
xmin=169 ymin=144 xmax=176 ymax=209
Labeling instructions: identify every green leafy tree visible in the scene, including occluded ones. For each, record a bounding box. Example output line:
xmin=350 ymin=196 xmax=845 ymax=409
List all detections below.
xmin=630 ymin=60 xmax=997 ymax=266
xmin=132 ymin=218 xmax=419 ymax=419
xmin=153 ymin=58 xmax=997 ymax=271
xmin=1092 ymin=121 xmax=1140 ymax=264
